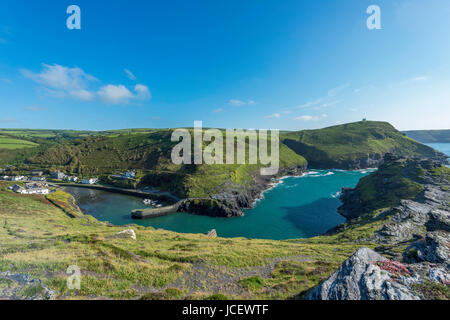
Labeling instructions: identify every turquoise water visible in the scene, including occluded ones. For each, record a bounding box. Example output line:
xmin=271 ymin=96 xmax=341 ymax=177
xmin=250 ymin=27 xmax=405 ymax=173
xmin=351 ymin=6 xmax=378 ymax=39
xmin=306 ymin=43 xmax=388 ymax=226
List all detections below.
xmin=426 ymin=142 xmax=450 ymax=157
xmin=64 ymin=169 xmax=373 ymax=240
xmin=64 ymin=142 xmax=450 ymax=240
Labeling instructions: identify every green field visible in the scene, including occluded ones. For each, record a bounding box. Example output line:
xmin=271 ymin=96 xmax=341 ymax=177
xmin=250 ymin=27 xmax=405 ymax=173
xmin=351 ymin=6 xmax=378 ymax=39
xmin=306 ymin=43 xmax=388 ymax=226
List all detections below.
xmin=0 ymin=137 xmax=39 ymax=150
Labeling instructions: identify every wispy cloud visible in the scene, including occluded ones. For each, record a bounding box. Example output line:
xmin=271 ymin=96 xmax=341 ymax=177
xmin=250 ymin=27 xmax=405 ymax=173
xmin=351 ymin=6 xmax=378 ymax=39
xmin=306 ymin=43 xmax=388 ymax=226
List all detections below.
xmin=228 ymin=99 xmax=256 ymax=107
xmin=134 ymin=84 xmax=151 ymax=100
xmin=315 ymin=101 xmax=340 ymax=109
xmin=213 ymin=108 xmax=224 ymax=113
xmin=328 ymin=83 xmax=351 ymax=97
xmin=391 ymin=76 xmax=430 ymax=88
xmin=124 ymin=69 xmax=136 ymax=80
xmin=293 ymin=114 xmax=327 ymax=121
xmin=411 ymin=76 xmax=428 ymax=82
xmin=265 ymin=113 xmax=281 ymax=119
xmin=25 ymin=106 xmax=47 ymax=112
xmin=297 ymin=98 xmax=323 ymax=109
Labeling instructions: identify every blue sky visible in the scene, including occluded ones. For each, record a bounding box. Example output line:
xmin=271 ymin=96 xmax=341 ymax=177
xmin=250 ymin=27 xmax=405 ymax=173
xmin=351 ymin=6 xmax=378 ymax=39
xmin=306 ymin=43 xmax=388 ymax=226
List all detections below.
xmin=0 ymin=0 xmax=449 ymax=131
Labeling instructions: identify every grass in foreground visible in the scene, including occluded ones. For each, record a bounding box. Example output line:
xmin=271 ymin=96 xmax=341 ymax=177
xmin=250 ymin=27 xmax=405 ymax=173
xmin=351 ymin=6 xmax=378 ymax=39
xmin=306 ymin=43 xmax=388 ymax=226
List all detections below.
xmin=0 ymin=182 xmax=367 ymax=300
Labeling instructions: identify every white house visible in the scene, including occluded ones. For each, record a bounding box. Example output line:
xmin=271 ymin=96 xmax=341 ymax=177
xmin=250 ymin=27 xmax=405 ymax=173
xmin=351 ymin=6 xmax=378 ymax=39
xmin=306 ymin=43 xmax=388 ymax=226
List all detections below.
xmin=67 ymin=176 xmax=78 ymax=183
xmin=125 ymin=170 xmax=136 ymax=178
xmin=10 ymin=176 xmax=25 ymax=181
xmin=81 ymin=178 xmax=99 ymax=185
xmin=31 ymin=176 xmax=46 ymax=182
xmin=23 ymin=188 xmax=50 ymax=195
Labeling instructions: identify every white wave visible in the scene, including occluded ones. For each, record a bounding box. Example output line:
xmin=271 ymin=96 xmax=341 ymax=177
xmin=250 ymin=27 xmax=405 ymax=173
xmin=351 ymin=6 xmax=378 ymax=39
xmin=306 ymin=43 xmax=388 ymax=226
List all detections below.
xmin=331 ymin=191 xmax=342 ymax=198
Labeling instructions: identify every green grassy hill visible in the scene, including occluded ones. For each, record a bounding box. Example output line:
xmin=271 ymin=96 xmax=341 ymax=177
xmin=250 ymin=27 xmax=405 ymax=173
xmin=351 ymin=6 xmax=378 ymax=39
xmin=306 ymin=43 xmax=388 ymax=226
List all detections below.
xmin=1 ymin=121 xmax=445 ymax=199
xmin=7 ymin=130 xmax=306 ymax=199
xmin=403 ymin=129 xmax=450 ymax=143
xmin=282 ymin=121 xmax=445 ymax=169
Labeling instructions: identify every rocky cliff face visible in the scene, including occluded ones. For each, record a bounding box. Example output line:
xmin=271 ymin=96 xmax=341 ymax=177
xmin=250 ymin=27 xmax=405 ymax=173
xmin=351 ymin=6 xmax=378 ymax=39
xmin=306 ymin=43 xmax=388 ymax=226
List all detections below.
xmin=338 ymin=155 xmax=448 ymax=220
xmin=309 ymin=155 xmax=449 ymax=300
xmin=201 ymin=164 xmax=306 ymax=217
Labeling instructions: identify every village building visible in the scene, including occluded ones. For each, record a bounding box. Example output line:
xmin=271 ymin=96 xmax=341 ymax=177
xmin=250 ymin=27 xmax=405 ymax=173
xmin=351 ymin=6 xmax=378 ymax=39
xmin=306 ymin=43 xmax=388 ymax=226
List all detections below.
xmin=67 ymin=176 xmax=78 ymax=182
xmin=10 ymin=176 xmax=25 ymax=181
xmin=31 ymin=176 xmax=46 ymax=182
xmin=9 ymin=183 xmax=50 ymax=195
xmin=9 ymin=184 xmax=25 ymax=193
xmin=51 ymin=171 xmax=67 ymax=180
xmin=22 ymin=188 xmax=50 ymax=195
xmin=125 ymin=170 xmax=136 ymax=178
xmin=31 ymin=171 xmax=44 ymax=177
xmin=81 ymin=178 xmax=99 ymax=185
xmin=111 ymin=170 xmax=136 ymax=180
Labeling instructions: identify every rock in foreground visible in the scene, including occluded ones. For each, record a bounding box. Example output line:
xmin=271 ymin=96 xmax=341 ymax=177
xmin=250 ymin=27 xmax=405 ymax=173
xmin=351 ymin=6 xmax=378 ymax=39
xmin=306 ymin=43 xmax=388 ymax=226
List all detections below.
xmin=306 ymin=248 xmax=420 ymax=300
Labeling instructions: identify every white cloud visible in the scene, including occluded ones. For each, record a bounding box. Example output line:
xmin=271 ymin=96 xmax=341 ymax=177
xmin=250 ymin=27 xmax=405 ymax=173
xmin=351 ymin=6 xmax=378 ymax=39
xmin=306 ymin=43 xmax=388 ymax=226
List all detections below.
xmin=70 ymin=89 xmax=95 ymax=101
xmin=25 ymin=106 xmax=47 ymax=112
xmin=228 ymin=99 xmax=256 ymax=107
xmin=134 ymin=84 xmax=151 ymax=99
xmin=294 ymin=115 xmax=318 ymax=121
xmin=328 ymin=83 xmax=351 ymax=97
xmin=124 ymin=69 xmax=136 ymax=80
xmin=297 ymin=98 xmax=323 ymax=109
xmin=213 ymin=108 xmax=224 ymax=113
xmin=294 ymin=114 xmax=327 ymax=121
xmin=22 ymin=63 xmax=151 ymax=105
xmin=22 ymin=64 xmax=97 ymax=101
xmin=98 ymin=85 xmax=134 ymax=104
xmin=265 ymin=113 xmax=281 ymax=119
xmin=411 ymin=76 xmax=428 ymax=82
xmin=229 ymin=99 xmax=246 ymax=107
xmin=319 ymin=101 xmax=339 ymax=108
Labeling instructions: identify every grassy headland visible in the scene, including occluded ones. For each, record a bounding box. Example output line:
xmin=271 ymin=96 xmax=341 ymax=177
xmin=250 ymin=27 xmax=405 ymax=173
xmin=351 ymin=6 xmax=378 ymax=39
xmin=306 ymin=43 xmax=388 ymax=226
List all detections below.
xmin=282 ymin=121 xmax=445 ymax=169
xmin=403 ymin=129 xmax=450 ymax=143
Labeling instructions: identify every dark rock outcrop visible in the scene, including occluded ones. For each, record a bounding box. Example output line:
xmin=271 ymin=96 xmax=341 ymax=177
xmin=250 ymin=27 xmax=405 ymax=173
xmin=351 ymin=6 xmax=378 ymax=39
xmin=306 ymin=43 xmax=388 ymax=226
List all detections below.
xmin=0 ymin=272 xmax=56 ymax=300
xmin=178 ymin=198 xmax=243 ymax=218
xmin=338 ymin=155 xmax=449 ymax=222
xmin=310 ymin=155 xmax=449 ymax=300
xmin=306 ymin=248 xmax=420 ymax=300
